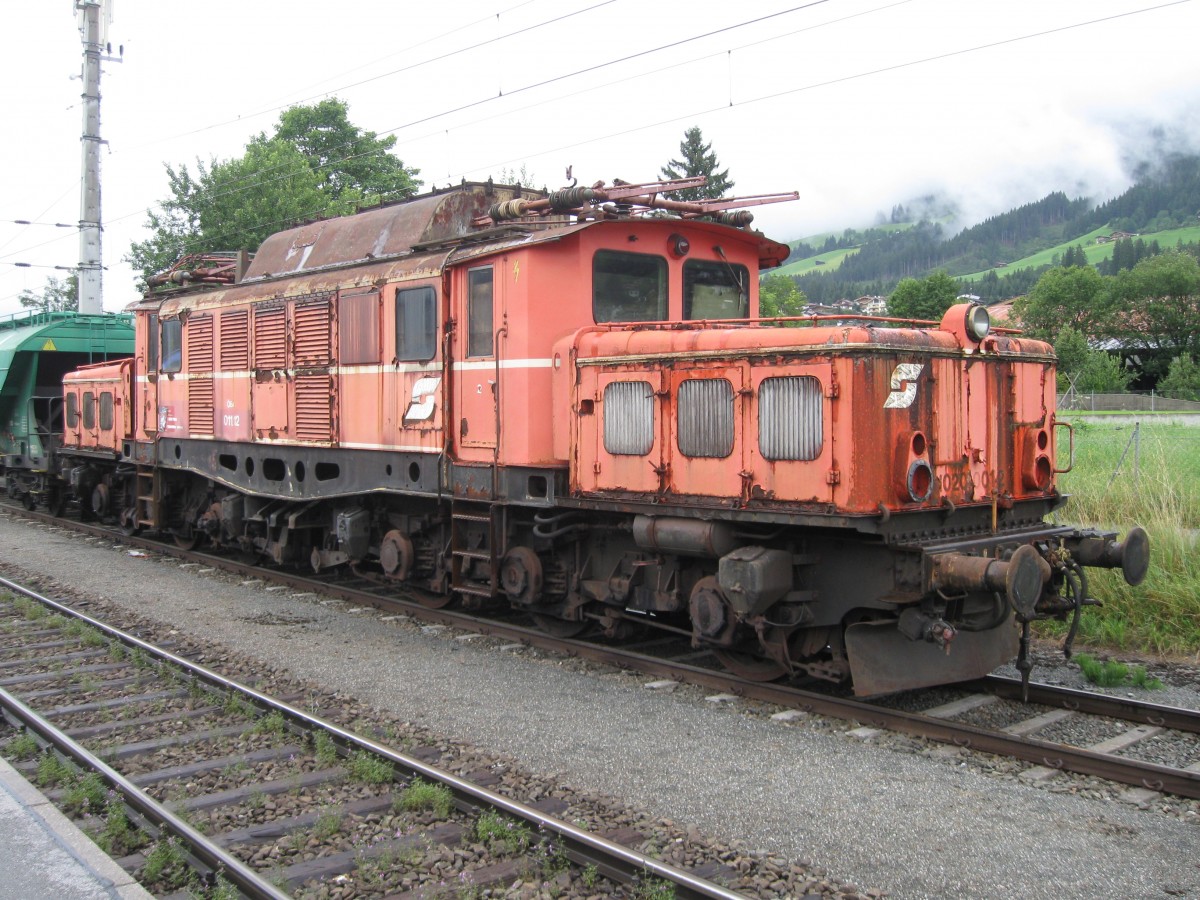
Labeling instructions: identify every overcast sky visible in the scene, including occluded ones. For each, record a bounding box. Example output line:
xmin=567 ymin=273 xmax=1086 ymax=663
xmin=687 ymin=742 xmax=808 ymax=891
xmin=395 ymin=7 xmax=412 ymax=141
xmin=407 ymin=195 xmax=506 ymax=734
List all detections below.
xmin=1 ymin=0 xmax=1196 ymax=314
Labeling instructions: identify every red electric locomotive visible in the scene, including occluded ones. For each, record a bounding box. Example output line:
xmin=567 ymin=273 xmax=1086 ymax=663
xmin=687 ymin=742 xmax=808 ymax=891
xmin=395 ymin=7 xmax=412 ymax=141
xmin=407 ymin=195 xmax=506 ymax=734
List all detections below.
xmin=57 ymin=177 xmax=1148 ymax=695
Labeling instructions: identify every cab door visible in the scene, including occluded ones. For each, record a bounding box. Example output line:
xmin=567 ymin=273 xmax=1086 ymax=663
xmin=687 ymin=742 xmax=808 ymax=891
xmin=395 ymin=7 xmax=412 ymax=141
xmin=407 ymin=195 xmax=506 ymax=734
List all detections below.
xmin=454 ymin=264 xmax=500 ymax=456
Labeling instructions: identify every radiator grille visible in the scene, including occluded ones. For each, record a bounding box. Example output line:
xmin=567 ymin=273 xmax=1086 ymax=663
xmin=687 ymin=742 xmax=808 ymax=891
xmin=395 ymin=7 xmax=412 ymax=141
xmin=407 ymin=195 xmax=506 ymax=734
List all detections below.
xmin=294 ymin=296 xmax=332 ymax=366
xmin=759 ymin=376 xmax=822 ymax=461
xmin=254 ymin=306 xmax=287 ymax=368
xmin=295 ymin=374 xmax=332 ymax=441
xmin=219 ymin=310 xmax=249 ymax=370
xmin=677 ymin=378 xmax=734 ymax=458
xmin=603 ymin=381 xmax=654 ymax=455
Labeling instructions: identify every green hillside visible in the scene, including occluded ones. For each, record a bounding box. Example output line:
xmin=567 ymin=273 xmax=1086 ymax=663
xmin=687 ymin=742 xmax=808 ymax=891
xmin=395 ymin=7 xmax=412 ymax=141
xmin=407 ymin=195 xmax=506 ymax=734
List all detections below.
xmin=960 ymin=224 xmax=1200 ymax=281
xmin=773 ymin=154 xmax=1200 ymax=303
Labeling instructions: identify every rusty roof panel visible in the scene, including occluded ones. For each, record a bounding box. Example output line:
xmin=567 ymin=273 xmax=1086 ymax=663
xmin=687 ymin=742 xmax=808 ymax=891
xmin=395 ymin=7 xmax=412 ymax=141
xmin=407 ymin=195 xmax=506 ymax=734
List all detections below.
xmin=242 ymin=184 xmax=546 ymax=281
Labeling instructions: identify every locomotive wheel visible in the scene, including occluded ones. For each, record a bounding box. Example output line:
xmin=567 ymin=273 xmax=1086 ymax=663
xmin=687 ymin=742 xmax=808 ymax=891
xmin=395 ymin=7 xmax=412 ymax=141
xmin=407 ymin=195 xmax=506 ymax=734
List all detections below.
xmin=21 ymin=492 xmax=36 ymax=511
xmin=415 ymin=591 xmax=454 ymax=610
xmin=713 ymin=650 xmax=789 ymax=682
xmin=46 ymin=489 xmax=65 ymax=518
xmin=530 ymin=613 xmax=589 ymax=638
xmin=119 ymin=507 xmax=141 ymax=536
xmin=172 ymin=528 xmax=200 ymax=550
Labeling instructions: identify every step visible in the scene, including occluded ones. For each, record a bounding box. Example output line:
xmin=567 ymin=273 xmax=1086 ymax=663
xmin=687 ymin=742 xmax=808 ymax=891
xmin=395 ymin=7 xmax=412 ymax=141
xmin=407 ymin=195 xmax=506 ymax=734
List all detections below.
xmin=452 ymin=512 xmax=492 ymax=523
xmin=454 ymin=550 xmax=492 ymax=561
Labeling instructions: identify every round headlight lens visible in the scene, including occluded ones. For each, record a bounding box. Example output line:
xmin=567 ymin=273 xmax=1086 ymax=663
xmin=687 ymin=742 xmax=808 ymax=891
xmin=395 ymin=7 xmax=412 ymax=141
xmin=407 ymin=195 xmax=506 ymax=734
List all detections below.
xmin=965 ymin=305 xmax=991 ymax=342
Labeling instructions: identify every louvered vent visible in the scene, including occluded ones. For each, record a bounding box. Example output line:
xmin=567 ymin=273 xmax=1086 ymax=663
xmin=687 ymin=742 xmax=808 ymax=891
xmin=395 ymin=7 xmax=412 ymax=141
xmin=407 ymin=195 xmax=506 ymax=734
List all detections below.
xmin=603 ymin=381 xmax=654 ymax=455
xmin=187 ymin=314 xmax=214 ymax=372
xmin=295 ymin=374 xmax=332 ymax=441
xmin=254 ymin=306 xmax=287 ymax=368
xmin=294 ymin=296 xmax=332 ymax=366
xmin=189 ymin=379 xmax=214 ymax=435
xmin=219 ymin=310 xmax=249 ymax=370
xmin=677 ymin=378 xmax=734 ymax=458
xmin=187 ymin=315 xmax=215 ymax=435
xmin=759 ymin=376 xmax=822 ymax=461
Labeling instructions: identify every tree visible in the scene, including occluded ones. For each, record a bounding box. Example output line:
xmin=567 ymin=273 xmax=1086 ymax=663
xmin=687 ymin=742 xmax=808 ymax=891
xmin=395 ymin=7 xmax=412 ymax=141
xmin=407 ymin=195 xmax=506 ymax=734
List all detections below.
xmin=1108 ymin=250 xmax=1200 ymax=362
xmin=887 ymin=271 xmax=960 ymax=320
xmin=660 ymin=127 xmax=734 ymax=202
xmin=18 ymin=274 xmax=78 ymax=312
xmin=1052 ymin=326 xmax=1131 ymax=393
xmin=759 ymin=273 xmax=806 ymax=318
xmin=1073 ymin=349 xmax=1133 ymax=393
xmin=1011 ymin=265 xmax=1109 ymax=342
xmin=1157 ymin=354 xmax=1200 ymax=400
xmin=272 ymin=99 xmax=420 ymax=205
xmin=128 ymin=98 xmax=421 ymax=287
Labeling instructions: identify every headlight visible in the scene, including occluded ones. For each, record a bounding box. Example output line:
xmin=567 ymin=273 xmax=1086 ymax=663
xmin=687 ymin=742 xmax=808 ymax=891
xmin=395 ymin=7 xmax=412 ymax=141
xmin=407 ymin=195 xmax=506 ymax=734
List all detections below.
xmin=965 ymin=305 xmax=991 ymax=342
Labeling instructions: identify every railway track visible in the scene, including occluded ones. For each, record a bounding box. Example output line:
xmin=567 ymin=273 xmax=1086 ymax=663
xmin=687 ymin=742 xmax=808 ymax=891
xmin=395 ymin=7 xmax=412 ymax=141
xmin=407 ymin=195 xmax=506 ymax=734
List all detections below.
xmin=7 ymin=502 xmax=1200 ymax=808
xmin=0 ymin=572 xmax=751 ymax=899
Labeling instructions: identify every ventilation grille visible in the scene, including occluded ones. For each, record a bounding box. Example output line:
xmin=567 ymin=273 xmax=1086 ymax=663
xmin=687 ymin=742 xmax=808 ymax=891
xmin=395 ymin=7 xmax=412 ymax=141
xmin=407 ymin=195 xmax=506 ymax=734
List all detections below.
xmin=677 ymin=378 xmax=734 ymax=458
xmin=189 ymin=379 xmax=214 ymax=435
xmin=295 ymin=374 xmax=332 ymax=441
xmin=254 ymin=306 xmax=287 ymax=369
xmin=219 ymin=310 xmax=249 ymax=371
xmin=759 ymin=376 xmax=822 ymax=461
xmin=603 ymin=381 xmax=654 ymax=455
xmin=294 ymin=296 xmax=332 ymax=366
xmin=186 ymin=314 xmax=213 ymax=372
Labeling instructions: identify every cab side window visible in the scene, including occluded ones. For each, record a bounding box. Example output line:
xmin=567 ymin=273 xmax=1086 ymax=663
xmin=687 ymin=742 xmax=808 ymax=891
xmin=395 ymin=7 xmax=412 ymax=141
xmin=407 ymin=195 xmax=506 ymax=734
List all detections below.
xmin=467 ymin=268 xmax=494 ymax=358
xmin=397 ymin=286 xmax=437 ymax=361
xmin=161 ymin=318 xmax=182 ymax=372
xmin=83 ymin=392 xmax=96 ymax=430
xmin=66 ymin=392 xmax=79 ymax=429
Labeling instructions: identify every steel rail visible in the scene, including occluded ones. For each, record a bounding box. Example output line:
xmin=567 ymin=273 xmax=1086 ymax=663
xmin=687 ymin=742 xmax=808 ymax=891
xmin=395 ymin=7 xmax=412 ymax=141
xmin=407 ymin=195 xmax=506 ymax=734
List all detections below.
xmin=8 ymin=508 xmax=1200 ymax=800
xmin=974 ymin=675 xmax=1200 ymax=734
xmin=0 ymin=573 xmax=748 ymax=900
xmin=0 ymin=685 xmax=289 ymax=900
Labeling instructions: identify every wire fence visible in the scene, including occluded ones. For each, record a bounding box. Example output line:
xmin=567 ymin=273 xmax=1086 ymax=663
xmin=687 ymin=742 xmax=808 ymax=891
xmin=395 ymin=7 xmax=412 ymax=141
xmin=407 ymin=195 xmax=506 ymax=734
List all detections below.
xmin=1057 ymin=391 xmax=1200 ymax=413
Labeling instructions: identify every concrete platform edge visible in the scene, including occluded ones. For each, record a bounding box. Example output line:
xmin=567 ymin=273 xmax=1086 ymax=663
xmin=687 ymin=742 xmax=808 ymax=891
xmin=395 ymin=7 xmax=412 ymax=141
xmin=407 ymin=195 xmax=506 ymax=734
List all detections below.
xmin=0 ymin=755 xmax=154 ymax=899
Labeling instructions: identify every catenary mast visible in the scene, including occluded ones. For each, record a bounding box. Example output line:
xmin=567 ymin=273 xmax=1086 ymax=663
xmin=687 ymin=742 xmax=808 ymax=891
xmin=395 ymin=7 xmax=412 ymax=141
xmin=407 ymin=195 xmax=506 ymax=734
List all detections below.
xmin=75 ymin=0 xmax=119 ymax=314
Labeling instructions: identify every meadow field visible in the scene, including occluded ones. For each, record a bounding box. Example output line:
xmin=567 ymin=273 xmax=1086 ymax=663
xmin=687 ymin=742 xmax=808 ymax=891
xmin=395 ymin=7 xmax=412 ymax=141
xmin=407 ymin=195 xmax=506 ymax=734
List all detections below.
xmin=1048 ymin=416 xmax=1200 ymax=659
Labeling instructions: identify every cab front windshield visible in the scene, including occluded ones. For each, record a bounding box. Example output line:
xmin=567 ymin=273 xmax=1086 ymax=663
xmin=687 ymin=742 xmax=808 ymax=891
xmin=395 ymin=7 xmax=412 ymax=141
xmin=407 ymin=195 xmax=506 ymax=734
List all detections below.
xmin=593 ymin=251 xmax=667 ymax=323
xmin=684 ymin=258 xmax=749 ymax=320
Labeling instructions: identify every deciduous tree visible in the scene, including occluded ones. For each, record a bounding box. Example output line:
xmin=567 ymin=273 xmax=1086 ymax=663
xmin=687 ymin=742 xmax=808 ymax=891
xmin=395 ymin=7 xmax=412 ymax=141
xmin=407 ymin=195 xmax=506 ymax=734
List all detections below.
xmin=886 ymin=271 xmax=960 ymax=320
xmin=128 ymin=99 xmax=421 ymax=287
xmin=759 ymin=273 xmax=806 ymax=318
xmin=18 ymin=274 xmax=78 ymax=312
xmin=1011 ymin=265 xmax=1109 ymax=342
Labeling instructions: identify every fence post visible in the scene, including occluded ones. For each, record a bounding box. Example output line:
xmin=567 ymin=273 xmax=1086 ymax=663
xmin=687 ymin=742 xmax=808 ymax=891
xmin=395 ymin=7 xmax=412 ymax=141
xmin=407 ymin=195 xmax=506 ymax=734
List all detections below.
xmin=1134 ymin=421 xmax=1140 ymax=484
xmin=1151 ymin=389 xmax=1155 ymax=412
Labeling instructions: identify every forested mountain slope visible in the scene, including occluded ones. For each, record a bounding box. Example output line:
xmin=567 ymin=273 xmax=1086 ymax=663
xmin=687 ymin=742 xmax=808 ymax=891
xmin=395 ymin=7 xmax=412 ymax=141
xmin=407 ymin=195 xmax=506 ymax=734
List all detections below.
xmin=782 ymin=154 xmax=1200 ymax=303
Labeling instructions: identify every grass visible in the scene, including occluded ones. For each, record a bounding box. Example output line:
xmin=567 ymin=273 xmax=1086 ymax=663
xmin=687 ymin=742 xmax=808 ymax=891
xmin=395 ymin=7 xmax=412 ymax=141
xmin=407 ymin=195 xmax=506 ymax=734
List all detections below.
xmin=1074 ymin=652 xmax=1163 ymax=689
xmin=347 ymin=750 xmax=394 ymax=785
xmin=1047 ymin=419 xmax=1200 ymax=657
xmin=396 ymin=777 xmax=454 ymax=818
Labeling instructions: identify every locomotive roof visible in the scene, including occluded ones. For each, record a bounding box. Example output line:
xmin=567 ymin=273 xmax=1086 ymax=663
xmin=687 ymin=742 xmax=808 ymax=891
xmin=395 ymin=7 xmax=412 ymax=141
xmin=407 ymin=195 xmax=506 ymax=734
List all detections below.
xmin=138 ymin=181 xmax=792 ymax=313
xmin=240 ymin=181 xmax=553 ymax=283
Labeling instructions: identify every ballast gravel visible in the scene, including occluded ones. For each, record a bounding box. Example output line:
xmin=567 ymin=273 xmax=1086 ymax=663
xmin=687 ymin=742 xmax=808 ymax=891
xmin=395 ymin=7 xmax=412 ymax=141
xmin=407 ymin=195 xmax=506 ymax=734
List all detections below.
xmin=2 ymin=513 xmax=1198 ymax=900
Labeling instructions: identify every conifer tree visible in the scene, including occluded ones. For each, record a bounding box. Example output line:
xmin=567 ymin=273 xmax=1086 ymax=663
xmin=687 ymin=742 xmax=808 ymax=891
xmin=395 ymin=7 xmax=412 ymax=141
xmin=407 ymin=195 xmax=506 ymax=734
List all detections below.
xmin=660 ymin=127 xmax=734 ymax=202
